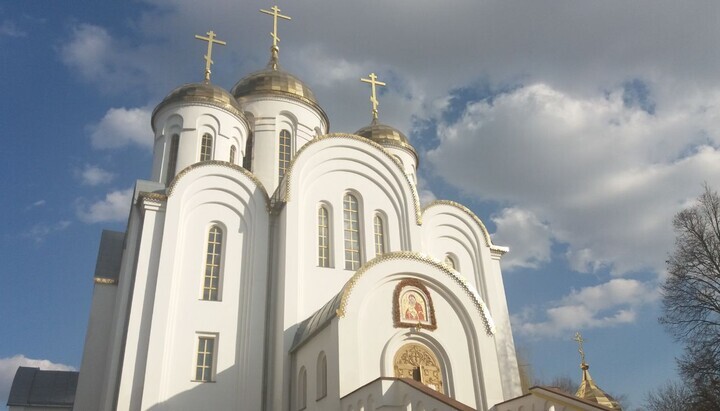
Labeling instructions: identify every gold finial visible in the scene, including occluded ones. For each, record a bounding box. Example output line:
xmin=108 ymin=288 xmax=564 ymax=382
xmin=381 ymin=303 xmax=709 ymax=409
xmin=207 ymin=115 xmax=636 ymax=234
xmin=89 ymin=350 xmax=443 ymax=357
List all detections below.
xmin=360 ymin=72 xmax=387 ymax=120
xmin=194 ymin=30 xmax=227 ymax=83
xmin=260 ymin=4 xmax=291 ymax=70
xmin=573 ymin=332 xmax=587 ymax=365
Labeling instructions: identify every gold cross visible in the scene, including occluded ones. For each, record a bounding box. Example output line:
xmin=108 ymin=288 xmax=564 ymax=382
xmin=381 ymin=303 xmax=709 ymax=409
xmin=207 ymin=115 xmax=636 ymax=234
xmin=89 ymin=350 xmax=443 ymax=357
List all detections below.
xmin=361 ymin=72 xmax=386 ymax=120
xmin=194 ymin=30 xmax=227 ymax=83
xmin=260 ymin=5 xmax=291 ymax=49
xmin=573 ymin=332 xmax=587 ymax=364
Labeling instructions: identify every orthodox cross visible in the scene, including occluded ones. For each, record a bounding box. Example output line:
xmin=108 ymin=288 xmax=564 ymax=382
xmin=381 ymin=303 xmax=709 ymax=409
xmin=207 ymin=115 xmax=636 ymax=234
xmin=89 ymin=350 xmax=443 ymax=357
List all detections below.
xmin=194 ymin=30 xmax=226 ymax=83
xmin=573 ymin=332 xmax=587 ymax=364
xmin=360 ymin=72 xmax=386 ymax=120
xmin=260 ymin=5 xmax=291 ymax=49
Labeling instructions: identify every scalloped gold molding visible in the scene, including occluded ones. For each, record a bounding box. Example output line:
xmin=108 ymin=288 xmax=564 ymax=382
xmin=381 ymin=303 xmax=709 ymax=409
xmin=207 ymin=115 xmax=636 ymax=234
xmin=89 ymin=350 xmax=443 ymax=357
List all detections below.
xmin=335 ymin=251 xmax=496 ymax=336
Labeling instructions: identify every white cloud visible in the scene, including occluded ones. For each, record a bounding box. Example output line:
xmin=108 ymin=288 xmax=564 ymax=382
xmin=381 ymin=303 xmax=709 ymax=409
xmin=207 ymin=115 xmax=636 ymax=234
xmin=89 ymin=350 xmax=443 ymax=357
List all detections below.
xmin=429 ymin=83 xmax=720 ymax=276
xmin=88 ymin=107 xmax=152 ymax=150
xmin=76 ymin=188 xmax=133 ymax=223
xmin=23 ymin=220 xmax=71 ymax=243
xmin=0 ymin=355 xmax=75 ymax=407
xmin=492 ymin=207 xmax=553 ymax=271
xmin=25 ymin=200 xmax=46 ymax=210
xmin=512 ymin=279 xmax=659 ymax=338
xmin=59 ymin=24 xmax=114 ymax=83
xmin=77 ymin=164 xmax=115 ymax=186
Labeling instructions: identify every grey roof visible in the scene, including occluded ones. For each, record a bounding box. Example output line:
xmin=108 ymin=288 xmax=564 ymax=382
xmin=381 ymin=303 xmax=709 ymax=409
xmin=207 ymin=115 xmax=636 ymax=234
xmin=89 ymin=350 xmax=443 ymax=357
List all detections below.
xmin=94 ymin=230 xmax=125 ymax=280
xmin=290 ymin=292 xmax=342 ymax=352
xmin=7 ymin=367 xmax=78 ymax=407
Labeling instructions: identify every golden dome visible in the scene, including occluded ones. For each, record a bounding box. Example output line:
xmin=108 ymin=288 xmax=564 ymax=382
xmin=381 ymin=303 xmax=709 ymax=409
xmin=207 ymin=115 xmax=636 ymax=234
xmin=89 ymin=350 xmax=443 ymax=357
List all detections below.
xmin=355 ymin=119 xmax=418 ymax=162
xmin=153 ymin=82 xmax=245 ymax=123
xmin=231 ymin=66 xmax=318 ymax=105
xmin=575 ymin=364 xmax=622 ymax=410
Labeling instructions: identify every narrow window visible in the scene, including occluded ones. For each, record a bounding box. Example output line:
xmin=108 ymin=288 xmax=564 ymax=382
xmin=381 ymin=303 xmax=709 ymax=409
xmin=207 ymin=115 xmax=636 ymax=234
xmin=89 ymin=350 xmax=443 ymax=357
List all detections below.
xmin=279 ymin=129 xmax=291 ymax=183
xmin=203 ymin=225 xmax=223 ymax=301
xmin=229 ymin=145 xmax=237 ymax=164
xmin=374 ymin=214 xmax=385 ymax=256
xmin=318 ymin=206 xmax=330 ymax=267
xmin=166 ymin=134 xmax=179 ymax=186
xmin=297 ymin=366 xmax=307 ymax=410
xmin=317 ymin=352 xmax=327 ymax=400
xmin=200 ymin=133 xmax=213 ymax=161
xmin=343 ymin=194 xmax=361 ymax=270
xmin=195 ymin=336 xmax=216 ymax=382
xmin=444 ymin=255 xmax=456 ymax=270
xmin=243 ymin=132 xmax=253 ymax=170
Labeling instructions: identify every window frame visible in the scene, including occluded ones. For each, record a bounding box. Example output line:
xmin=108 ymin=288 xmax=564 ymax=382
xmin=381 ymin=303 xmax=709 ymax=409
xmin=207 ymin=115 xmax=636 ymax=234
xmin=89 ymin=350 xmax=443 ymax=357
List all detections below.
xmin=193 ymin=334 xmax=218 ymax=383
xmin=202 ymin=225 xmax=224 ymax=301
xmin=316 ymin=352 xmax=328 ymax=400
xmin=166 ymin=134 xmax=179 ymax=186
xmin=278 ymin=129 xmax=292 ymax=184
xmin=200 ymin=133 xmax=213 ymax=161
xmin=373 ymin=213 xmax=386 ymax=256
xmin=229 ymin=145 xmax=237 ymax=164
xmin=343 ymin=193 xmax=362 ymax=270
xmin=318 ymin=205 xmax=331 ymax=268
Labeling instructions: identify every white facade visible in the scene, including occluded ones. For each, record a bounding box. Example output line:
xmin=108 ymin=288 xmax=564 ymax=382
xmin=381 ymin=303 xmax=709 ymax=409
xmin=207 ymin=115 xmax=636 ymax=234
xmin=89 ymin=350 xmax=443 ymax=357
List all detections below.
xmin=71 ymin=49 xmax=522 ymax=411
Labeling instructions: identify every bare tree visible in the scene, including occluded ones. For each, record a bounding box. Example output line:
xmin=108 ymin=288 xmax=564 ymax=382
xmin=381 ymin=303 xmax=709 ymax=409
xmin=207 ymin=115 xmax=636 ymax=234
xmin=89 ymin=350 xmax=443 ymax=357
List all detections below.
xmin=644 ymin=381 xmax=692 ymax=411
xmin=660 ymin=184 xmax=720 ymax=407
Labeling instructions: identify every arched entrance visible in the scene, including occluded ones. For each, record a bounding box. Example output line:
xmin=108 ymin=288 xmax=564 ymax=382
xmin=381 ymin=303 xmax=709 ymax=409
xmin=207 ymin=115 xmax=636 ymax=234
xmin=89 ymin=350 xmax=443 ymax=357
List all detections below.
xmin=393 ymin=343 xmax=444 ymax=393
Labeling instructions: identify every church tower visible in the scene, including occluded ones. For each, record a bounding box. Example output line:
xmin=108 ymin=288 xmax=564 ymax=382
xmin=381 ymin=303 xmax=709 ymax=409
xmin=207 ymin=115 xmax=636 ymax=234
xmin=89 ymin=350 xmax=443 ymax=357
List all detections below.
xmin=63 ymin=4 xmax=525 ymax=411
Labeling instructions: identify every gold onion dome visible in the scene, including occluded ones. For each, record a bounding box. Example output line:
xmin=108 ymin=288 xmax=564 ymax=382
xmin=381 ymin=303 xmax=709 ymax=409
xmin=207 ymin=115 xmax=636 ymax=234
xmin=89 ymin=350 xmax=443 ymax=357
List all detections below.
xmin=153 ymin=82 xmax=246 ymax=123
xmin=231 ymin=65 xmax=318 ymax=105
xmin=575 ymin=363 xmax=622 ymax=410
xmin=355 ymin=119 xmax=418 ymax=162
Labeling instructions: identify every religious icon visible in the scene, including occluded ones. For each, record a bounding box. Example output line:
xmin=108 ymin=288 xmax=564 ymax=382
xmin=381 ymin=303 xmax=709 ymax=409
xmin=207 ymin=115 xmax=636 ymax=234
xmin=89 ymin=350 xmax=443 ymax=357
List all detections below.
xmin=393 ymin=279 xmax=437 ymax=330
xmin=402 ymin=291 xmax=427 ymax=322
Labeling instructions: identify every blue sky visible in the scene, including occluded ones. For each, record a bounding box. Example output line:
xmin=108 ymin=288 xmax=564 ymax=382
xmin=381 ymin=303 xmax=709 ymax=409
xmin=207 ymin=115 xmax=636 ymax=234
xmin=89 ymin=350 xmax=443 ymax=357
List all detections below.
xmin=2 ymin=1 xmax=720 ymax=409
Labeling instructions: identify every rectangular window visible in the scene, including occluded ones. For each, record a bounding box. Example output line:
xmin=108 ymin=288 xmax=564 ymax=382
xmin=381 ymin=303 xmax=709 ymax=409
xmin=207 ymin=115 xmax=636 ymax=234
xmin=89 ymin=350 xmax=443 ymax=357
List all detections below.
xmin=318 ymin=206 xmax=330 ymax=267
xmin=195 ymin=335 xmax=216 ymax=382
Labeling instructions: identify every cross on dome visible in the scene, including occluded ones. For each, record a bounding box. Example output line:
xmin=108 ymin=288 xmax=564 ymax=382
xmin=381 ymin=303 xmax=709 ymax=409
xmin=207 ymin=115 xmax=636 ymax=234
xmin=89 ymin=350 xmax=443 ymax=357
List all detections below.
xmin=360 ymin=72 xmax=386 ymax=121
xmin=194 ymin=30 xmax=227 ymax=83
xmin=573 ymin=331 xmax=587 ymax=365
xmin=260 ymin=4 xmax=291 ymax=69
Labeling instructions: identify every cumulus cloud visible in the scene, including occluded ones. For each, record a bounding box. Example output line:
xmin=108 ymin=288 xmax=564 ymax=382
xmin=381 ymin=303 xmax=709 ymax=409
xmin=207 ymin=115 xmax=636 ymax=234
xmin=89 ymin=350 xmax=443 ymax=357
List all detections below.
xmin=23 ymin=220 xmax=71 ymax=243
xmin=25 ymin=200 xmax=46 ymax=210
xmin=492 ymin=207 xmax=553 ymax=270
xmin=77 ymin=164 xmax=115 ymax=186
xmin=0 ymin=355 xmax=75 ymax=406
xmin=76 ymin=188 xmax=133 ymax=223
xmin=512 ymin=279 xmax=659 ymax=338
xmin=88 ymin=107 xmax=152 ymax=150
xmin=429 ymin=83 xmax=720 ymax=275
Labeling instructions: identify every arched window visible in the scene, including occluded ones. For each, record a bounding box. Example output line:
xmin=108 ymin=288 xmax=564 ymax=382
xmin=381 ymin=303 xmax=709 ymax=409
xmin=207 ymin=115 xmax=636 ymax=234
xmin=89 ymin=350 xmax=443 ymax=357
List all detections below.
xmin=374 ymin=214 xmax=385 ymax=256
xmin=393 ymin=343 xmax=444 ymax=393
xmin=200 ymin=133 xmax=213 ymax=161
xmin=243 ymin=132 xmax=254 ymax=170
xmin=444 ymin=254 xmax=456 ymax=271
xmin=202 ymin=225 xmax=223 ymax=301
xmin=343 ymin=194 xmax=361 ymax=270
xmin=316 ymin=352 xmax=327 ymax=400
xmin=166 ymin=134 xmax=179 ymax=186
xmin=279 ymin=129 xmax=291 ymax=183
xmin=229 ymin=145 xmax=236 ymax=164
xmin=318 ymin=206 xmax=330 ymax=267
xmin=297 ymin=366 xmax=307 ymax=410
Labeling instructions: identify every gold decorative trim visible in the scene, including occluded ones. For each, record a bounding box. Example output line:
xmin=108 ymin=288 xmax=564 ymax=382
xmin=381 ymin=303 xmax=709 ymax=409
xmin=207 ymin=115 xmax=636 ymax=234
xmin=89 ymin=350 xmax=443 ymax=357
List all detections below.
xmin=281 ymin=133 xmax=422 ymax=224
xmin=335 ymin=251 xmax=496 ymax=336
xmin=94 ymin=277 xmax=118 ymax=285
xmin=138 ymin=192 xmax=168 ymax=202
xmin=392 ymin=278 xmax=438 ymax=331
xmin=167 ymin=160 xmax=271 ymax=210
xmin=421 ymin=200 xmax=508 ymax=254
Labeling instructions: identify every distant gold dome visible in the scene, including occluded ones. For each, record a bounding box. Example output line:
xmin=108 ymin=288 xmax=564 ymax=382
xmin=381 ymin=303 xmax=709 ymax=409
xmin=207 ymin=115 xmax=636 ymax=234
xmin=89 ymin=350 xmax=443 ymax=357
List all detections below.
xmin=355 ymin=119 xmax=418 ymax=162
xmin=575 ymin=363 xmax=622 ymax=410
xmin=153 ymin=82 xmax=245 ymax=123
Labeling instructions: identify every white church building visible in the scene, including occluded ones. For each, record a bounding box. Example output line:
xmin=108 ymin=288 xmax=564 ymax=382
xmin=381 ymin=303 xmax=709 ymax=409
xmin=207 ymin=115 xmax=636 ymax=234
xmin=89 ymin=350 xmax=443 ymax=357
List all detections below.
xmin=8 ymin=6 xmax=624 ymax=411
